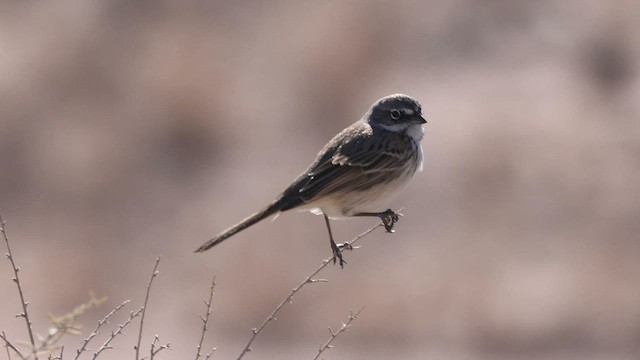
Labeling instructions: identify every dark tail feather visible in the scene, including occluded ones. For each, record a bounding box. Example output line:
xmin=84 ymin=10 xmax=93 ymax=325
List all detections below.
xmin=195 ymin=200 xmax=283 ymax=253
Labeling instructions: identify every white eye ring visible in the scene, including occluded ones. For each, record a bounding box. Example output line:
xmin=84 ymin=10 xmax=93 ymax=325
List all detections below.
xmin=390 ymin=109 xmax=401 ymax=120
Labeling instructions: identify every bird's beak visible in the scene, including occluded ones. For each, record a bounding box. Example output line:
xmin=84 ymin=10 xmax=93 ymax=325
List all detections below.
xmin=413 ymin=115 xmax=427 ymax=124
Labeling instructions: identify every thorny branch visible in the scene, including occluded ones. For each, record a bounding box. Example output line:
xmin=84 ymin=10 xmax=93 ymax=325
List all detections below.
xmin=92 ymin=307 xmax=143 ymax=360
xmin=236 ymin=221 xmax=386 ymax=360
xmin=313 ymin=307 xmax=365 ymax=360
xmin=75 ymin=300 xmax=130 ymax=360
xmin=195 ymin=277 xmax=216 ymax=360
xmin=1 ymin=212 xmax=38 ymax=360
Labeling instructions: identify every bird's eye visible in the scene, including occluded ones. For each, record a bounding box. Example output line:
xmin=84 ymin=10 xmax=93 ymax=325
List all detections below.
xmin=390 ymin=109 xmax=401 ymax=120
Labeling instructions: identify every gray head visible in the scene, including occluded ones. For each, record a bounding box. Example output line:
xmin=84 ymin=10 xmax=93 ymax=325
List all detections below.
xmin=365 ymin=94 xmax=426 ymax=130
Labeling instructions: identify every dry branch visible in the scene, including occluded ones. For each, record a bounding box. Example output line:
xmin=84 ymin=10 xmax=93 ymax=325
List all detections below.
xmin=75 ymin=300 xmax=130 ymax=360
xmin=1 ymin=212 xmax=38 ymax=360
xmin=92 ymin=307 xmax=143 ymax=360
xmin=236 ymin=221 xmax=384 ymax=360
xmin=313 ymin=307 xmax=365 ymax=360
xmin=195 ymin=277 xmax=216 ymax=360
xmin=135 ymin=257 xmax=161 ymax=360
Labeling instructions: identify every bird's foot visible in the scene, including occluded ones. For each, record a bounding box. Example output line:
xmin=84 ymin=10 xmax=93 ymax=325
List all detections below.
xmin=330 ymin=239 xmax=347 ymax=268
xmin=380 ymin=209 xmax=401 ymax=232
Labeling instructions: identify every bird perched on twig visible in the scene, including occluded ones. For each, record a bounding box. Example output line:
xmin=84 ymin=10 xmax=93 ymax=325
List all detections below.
xmin=196 ymin=94 xmax=427 ymax=267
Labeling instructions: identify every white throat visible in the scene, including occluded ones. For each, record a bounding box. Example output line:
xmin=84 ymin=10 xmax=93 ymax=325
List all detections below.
xmin=406 ymin=123 xmax=424 ymax=142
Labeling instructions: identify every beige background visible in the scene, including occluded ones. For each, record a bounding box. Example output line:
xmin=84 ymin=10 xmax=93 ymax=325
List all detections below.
xmin=1 ymin=1 xmax=639 ymax=359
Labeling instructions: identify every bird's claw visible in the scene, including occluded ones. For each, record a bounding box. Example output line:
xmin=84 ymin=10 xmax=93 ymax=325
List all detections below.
xmin=330 ymin=240 xmax=347 ymax=268
xmin=380 ymin=209 xmax=401 ymax=232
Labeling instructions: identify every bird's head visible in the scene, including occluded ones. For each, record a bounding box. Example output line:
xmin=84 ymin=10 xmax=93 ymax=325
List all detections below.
xmin=366 ymin=94 xmax=426 ymax=136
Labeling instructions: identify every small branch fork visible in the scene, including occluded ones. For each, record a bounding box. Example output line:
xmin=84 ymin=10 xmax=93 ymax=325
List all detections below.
xmin=236 ymin=220 xmax=386 ymax=360
xmin=313 ymin=307 xmax=365 ymax=360
xmin=1 ymin=212 xmax=38 ymax=360
xmin=149 ymin=335 xmax=171 ymax=360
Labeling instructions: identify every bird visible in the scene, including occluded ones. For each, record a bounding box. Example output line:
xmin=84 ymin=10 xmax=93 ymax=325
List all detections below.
xmin=195 ymin=94 xmax=426 ymax=267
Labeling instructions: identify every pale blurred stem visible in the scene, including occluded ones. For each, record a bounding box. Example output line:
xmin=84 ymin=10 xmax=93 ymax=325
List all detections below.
xmin=0 ymin=213 xmax=38 ymax=360
xmin=195 ymin=277 xmax=216 ymax=360
xmin=312 ymin=307 xmax=365 ymax=360
xmin=135 ymin=257 xmax=161 ymax=360
xmin=51 ymin=346 xmax=63 ymax=360
xmin=236 ymin=221 xmax=385 ymax=360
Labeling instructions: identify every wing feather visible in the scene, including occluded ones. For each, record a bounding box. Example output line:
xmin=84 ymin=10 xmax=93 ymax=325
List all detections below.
xmin=278 ymin=121 xmax=415 ymax=210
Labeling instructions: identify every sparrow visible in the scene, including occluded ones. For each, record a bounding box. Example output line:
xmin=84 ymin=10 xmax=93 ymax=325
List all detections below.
xmin=196 ymin=94 xmax=426 ymax=267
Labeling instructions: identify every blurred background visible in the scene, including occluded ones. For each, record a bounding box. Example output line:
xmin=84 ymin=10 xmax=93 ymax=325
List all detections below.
xmin=1 ymin=1 xmax=639 ymax=359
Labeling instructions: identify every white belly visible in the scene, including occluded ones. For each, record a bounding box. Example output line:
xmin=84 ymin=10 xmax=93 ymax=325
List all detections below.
xmin=302 ymin=161 xmax=420 ymax=219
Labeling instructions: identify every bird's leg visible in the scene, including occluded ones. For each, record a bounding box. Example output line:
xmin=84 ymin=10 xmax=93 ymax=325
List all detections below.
xmin=323 ymin=214 xmax=346 ymax=268
xmin=354 ymin=209 xmax=401 ymax=232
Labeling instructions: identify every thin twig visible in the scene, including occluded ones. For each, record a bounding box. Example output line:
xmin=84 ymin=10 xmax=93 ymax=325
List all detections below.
xmin=236 ymin=222 xmax=384 ymax=360
xmin=1 ymin=212 xmax=38 ymax=360
xmin=1 ymin=331 xmax=24 ymax=360
xmin=135 ymin=257 xmax=161 ymax=360
xmin=92 ymin=307 xmax=143 ymax=360
xmin=149 ymin=335 xmax=170 ymax=359
xmin=204 ymin=347 xmax=216 ymax=360
xmin=195 ymin=277 xmax=216 ymax=360
xmin=75 ymin=300 xmax=130 ymax=360
xmin=313 ymin=307 xmax=365 ymax=360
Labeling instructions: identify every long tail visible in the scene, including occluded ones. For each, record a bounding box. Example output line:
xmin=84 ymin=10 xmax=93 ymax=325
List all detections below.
xmin=195 ymin=200 xmax=284 ymax=253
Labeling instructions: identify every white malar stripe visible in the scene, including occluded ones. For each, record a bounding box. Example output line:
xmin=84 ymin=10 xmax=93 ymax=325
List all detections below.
xmin=376 ymin=122 xmax=408 ymax=133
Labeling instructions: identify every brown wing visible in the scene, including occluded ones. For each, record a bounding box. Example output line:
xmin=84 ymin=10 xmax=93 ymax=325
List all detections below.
xmin=277 ymin=122 xmax=413 ymax=211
